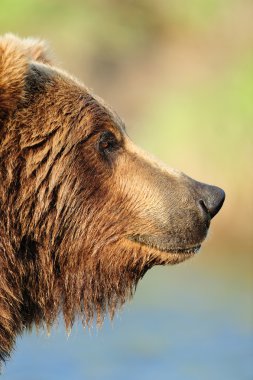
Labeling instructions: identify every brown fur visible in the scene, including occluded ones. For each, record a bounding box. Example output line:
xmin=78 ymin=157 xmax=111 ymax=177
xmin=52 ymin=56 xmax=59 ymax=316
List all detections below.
xmin=0 ymin=34 xmax=224 ymax=363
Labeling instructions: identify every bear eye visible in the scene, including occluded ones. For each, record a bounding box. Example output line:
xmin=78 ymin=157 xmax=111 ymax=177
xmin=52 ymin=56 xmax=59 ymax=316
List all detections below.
xmin=98 ymin=131 xmax=119 ymax=155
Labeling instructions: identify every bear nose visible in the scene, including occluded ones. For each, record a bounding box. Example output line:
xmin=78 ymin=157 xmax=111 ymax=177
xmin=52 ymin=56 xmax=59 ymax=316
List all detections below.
xmin=198 ymin=185 xmax=225 ymax=219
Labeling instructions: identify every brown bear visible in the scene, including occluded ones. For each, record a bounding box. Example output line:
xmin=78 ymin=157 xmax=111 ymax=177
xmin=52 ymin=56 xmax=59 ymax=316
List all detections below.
xmin=0 ymin=34 xmax=224 ymax=362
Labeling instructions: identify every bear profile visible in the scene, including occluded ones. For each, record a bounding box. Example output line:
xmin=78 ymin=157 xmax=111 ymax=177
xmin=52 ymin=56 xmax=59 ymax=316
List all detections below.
xmin=0 ymin=34 xmax=225 ymax=362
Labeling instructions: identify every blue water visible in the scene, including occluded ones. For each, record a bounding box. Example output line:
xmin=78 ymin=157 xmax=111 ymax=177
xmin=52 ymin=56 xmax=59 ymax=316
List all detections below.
xmin=2 ymin=253 xmax=253 ymax=380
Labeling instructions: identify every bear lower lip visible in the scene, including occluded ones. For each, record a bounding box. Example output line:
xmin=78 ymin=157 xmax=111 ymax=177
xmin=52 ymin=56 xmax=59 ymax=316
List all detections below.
xmin=128 ymin=235 xmax=201 ymax=254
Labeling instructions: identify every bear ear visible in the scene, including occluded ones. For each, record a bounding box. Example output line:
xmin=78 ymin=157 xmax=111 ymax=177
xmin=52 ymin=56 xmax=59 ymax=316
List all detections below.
xmin=0 ymin=34 xmax=28 ymax=115
xmin=19 ymin=36 xmax=52 ymax=65
xmin=3 ymin=33 xmax=52 ymax=65
xmin=0 ymin=34 xmax=52 ymax=116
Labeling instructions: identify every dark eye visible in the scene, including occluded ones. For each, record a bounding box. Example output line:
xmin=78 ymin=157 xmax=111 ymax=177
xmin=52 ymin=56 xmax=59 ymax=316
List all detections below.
xmin=98 ymin=131 xmax=119 ymax=155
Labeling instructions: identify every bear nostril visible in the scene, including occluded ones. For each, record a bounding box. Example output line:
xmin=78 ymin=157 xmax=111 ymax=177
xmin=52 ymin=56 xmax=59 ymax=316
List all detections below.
xmin=198 ymin=199 xmax=210 ymax=218
xmin=198 ymin=187 xmax=225 ymax=219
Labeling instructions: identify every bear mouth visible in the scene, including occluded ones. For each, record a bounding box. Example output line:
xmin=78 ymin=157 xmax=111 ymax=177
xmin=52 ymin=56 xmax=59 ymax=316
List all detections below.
xmin=128 ymin=234 xmax=201 ymax=255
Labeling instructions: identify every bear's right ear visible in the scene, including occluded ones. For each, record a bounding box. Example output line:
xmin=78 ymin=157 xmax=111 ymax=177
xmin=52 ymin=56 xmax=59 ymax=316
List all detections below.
xmin=20 ymin=36 xmax=52 ymax=64
xmin=2 ymin=33 xmax=52 ymax=65
xmin=0 ymin=34 xmax=29 ymax=116
xmin=0 ymin=34 xmax=52 ymax=117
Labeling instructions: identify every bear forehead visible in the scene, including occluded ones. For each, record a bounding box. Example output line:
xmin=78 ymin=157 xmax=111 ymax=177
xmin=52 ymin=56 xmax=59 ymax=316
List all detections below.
xmin=0 ymin=32 xmax=125 ymax=138
xmin=27 ymin=61 xmax=126 ymax=138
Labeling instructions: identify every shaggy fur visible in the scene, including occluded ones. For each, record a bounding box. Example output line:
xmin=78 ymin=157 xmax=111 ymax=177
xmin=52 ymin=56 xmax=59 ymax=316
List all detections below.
xmin=0 ymin=34 xmax=224 ymax=363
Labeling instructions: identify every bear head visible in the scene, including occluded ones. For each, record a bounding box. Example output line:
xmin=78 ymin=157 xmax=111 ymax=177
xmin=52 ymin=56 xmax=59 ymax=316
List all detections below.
xmin=0 ymin=34 xmax=225 ymax=361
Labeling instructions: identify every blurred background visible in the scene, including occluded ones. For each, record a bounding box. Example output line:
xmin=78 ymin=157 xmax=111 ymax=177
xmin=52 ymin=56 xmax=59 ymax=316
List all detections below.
xmin=0 ymin=0 xmax=252 ymax=379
